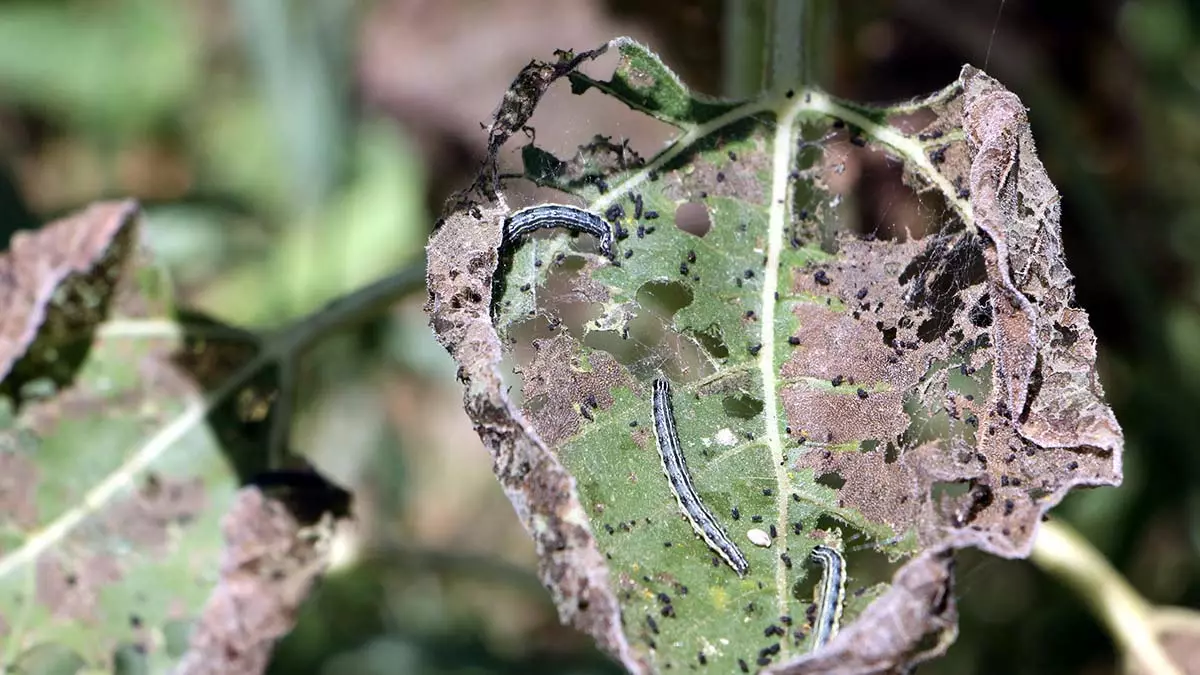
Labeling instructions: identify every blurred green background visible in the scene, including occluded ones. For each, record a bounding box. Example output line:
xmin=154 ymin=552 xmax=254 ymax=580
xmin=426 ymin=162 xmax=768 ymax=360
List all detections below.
xmin=0 ymin=0 xmax=1195 ymax=673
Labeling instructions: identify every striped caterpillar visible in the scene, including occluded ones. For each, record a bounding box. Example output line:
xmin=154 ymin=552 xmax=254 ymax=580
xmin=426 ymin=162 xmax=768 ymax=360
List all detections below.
xmin=502 ymin=204 xmax=614 ymax=258
xmin=651 ymin=378 xmax=750 ymax=577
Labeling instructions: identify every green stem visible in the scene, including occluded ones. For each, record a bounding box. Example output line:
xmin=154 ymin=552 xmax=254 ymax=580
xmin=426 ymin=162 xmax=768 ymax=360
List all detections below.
xmin=797 ymin=1 xmax=833 ymax=89
xmin=769 ymin=0 xmax=805 ymax=90
xmin=722 ymin=0 xmax=769 ymax=97
xmin=263 ymin=261 xmax=424 ymax=465
xmin=1030 ymin=521 xmax=1181 ymax=675
xmin=722 ymin=1 xmax=832 ymax=96
xmin=277 ymin=260 xmax=426 ymax=356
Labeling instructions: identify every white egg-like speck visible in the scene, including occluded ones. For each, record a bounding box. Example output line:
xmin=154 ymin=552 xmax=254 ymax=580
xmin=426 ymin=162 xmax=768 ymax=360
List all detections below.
xmin=715 ymin=428 xmax=738 ymax=446
xmin=747 ymin=528 xmax=772 ymax=547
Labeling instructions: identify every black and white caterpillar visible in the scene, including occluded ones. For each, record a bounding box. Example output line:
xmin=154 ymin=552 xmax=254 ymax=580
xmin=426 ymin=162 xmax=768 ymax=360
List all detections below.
xmin=502 ymin=204 xmax=614 ymax=259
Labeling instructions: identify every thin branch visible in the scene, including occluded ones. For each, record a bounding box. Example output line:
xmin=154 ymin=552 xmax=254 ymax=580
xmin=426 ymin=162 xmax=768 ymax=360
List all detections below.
xmin=1030 ymin=521 xmax=1181 ymax=675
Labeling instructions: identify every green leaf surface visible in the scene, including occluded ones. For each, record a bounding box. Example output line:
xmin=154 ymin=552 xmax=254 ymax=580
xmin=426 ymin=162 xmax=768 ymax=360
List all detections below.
xmin=429 ymin=39 xmax=1123 ymax=673
xmin=0 ymin=201 xmax=361 ymax=673
xmin=0 ymin=202 xmax=238 ymax=673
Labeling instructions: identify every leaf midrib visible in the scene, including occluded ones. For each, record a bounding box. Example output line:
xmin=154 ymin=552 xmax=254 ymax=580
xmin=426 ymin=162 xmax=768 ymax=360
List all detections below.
xmin=761 ymin=94 xmax=808 ymax=658
xmin=574 ymin=81 xmax=975 ymax=664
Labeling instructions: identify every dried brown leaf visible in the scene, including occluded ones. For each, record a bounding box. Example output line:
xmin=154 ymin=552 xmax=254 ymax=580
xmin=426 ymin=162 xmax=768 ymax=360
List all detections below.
xmin=175 ymin=488 xmax=334 ymax=675
xmin=0 ymin=200 xmax=140 ymax=384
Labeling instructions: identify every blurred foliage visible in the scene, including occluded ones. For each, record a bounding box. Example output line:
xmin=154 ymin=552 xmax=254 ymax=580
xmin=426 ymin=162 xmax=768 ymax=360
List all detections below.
xmin=0 ymin=0 xmax=198 ymax=140
xmin=0 ymin=0 xmax=1194 ymax=673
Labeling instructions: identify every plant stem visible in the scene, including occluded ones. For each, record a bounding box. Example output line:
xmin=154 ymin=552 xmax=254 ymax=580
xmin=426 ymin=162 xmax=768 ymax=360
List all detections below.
xmin=723 ymin=0 xmax=831 ymax=96
xmin=278 ymin=260 xmax=426 ymax=356
xmin=722 ymin=0 xmax=768 ymax=97
xmin=228 ymin=260 xmax=424 ymax=469
xmin=1030 ymin=520 xmax=1181 ymax=675
xmin=769 ymin=0 xmax=804 ymax=90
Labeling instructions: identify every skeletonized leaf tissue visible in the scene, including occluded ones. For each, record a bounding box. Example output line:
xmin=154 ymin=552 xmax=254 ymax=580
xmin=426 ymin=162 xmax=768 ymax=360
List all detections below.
xmin=425 ymin=38 xmax=1123 ymax=675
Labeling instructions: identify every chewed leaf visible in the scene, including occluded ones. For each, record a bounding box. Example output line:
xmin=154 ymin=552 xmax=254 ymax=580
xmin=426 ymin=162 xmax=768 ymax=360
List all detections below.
xmin=0 ymin=202 xmax=341 ymax=672
xmin=426 ymin=38 xmax=1123 ymax=675
xmin=567 ymin=37 xmax=741 ymax=126
xmin=0 ymin=201 xmax=141 ymax=385
xmin=0 ymin=202 xmax=236 ymax=672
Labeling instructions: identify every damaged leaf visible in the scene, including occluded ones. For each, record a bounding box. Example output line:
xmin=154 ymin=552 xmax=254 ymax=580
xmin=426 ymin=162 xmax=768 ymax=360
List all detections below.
xmin=425 ymin=38 xmax=1123 ymax=674
xmin=0 ymin=202 xmax=344 ymax=673
xmin=0 ymin=202 xmax=233 ymax=673
xmin=173 ymin=487 xmax=337 ymax=675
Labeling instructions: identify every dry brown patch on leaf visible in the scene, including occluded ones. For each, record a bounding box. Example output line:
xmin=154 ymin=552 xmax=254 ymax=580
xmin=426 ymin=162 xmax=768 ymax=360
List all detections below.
xmin=781 ymin=234 xmax=989 ymax=545
xmin=0 ymin=200 xmax=140 ymax=383
xmin=786 ymin=389 xmax=908 ymax=446
xmin=955 ymin=66 xmax=1121 ymax=552
xmin=136 ymin=344 xmax=205 ymax=401
xmin=960 ymin=68 xmax=1122 ymax=455
xmin=20 ymin=385 xmax=147 ymax=439
xmin=35 ymin=552 xmax=122 ymax=624
xmin=660 ymin=140 xmax=769 ymax=206
xmin=799 ymin=446 xmax=922 ymax=535
xmin=0 ymin=450 xmax=39 ymax=530
xmin=106 ymin=473 xmax=207 ymax=553
xmin=174 ymin=488 xmax=332 ymax=675
xmin=522 ymin=334 xmax=632 ymax=446
xmin=777 ymin=68 xmax=1122 ymax=564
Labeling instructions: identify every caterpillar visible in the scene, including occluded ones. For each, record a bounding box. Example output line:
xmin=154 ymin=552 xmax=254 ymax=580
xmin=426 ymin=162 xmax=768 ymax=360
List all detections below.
xmin=651 ymin=377 xmax=749 ymax=577
xmin=502 ymin=204 xmax=614 ymax=258
xmin=810 ymin=544 xmax=847 ymax=650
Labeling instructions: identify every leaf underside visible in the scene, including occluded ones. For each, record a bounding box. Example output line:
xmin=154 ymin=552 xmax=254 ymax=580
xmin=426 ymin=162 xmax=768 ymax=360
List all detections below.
xmin=428 ymin=37 xmax=1123 ymax=675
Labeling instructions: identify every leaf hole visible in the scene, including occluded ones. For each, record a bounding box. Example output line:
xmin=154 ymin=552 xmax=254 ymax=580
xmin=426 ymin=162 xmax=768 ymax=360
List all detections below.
xmin=637 ymin=280 xmax=694 ymax=317
xmin=518 ymin=77 xmax=678 ymax=168
xmin=791 ymin=575 xmax=822 ymax=613
xmin=721 ymin=394 xmax=764 ymax=420
xmin=969 ymin=293 xmax=993 ymax=328
xmin=842 ymin=132 xmax=965 ymax=241
xmin=815 ymin=471 xmax=846 ymax=490
xmin=690 ymin=325 xmax=729 ymax=359
xmin=580 ymin=281 xmax=714 ymax=381
xmin=931 ymin=480 xmax=969 ymax=507
xmin=914 ymin=237 xmax=987 ymax=343
xmin=887 ymin=108 xmax=938 ymax=135
xmin=879 ymin=324 xmax=898 ymax=348
xmin=674 ymin=201 xmax=711 ymax=237
xmin=913 ymin=631 xmax=945 ymax=654
xmin=1016 ymin=355 xmax=1044 ymax=424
